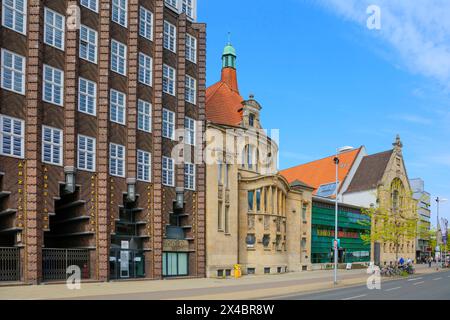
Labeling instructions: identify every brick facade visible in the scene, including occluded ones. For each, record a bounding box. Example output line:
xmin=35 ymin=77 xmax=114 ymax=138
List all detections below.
xmin=0 ymin=0 xmax=206 ymax=283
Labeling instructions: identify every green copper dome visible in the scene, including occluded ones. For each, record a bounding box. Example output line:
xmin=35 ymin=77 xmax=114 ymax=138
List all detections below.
xmin=222 ymin=43 xmax=236 ymax=56
xmin=222 ymin=43 xmax=237 ymax=69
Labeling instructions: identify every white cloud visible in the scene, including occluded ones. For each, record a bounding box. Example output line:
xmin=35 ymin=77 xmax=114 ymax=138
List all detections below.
xmin=317 ymin=0 xmax=450 ymax=85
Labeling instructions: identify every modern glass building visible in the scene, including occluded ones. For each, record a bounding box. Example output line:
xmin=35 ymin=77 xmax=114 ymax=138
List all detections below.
xmin=311 ymin=197 xmax=371 ymax=264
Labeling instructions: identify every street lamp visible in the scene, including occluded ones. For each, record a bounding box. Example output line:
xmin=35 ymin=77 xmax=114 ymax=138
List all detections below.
xmin=436 ymin=197 xmax=448 ymax=267
xmin=333 ymin=146 xmax=354 ymax=285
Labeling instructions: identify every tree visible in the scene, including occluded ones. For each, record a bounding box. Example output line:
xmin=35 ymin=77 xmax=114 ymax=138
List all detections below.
xmin=359 ymin=178 xmax=418 ymax=265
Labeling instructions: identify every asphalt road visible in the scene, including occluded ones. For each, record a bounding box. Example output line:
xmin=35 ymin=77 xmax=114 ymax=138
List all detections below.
xmin=269 ymin=269 xmax=450 ymax=300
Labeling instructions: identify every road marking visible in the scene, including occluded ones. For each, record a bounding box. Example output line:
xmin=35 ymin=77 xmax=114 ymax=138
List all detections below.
xmin=407 ymin=277 xmax=422 ymax=282
xmin=413 ymin=281 xmax=424 ymax=286
xmin=433 ymin=277 xmax=442 ymax=281
xmin=342 ymin=294 xmax=367 ymax=300
xmin=385 ymin=287 xmax=401 ymax=292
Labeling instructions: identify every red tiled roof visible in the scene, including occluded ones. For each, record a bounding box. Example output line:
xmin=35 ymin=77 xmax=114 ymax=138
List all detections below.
xmin=206 ymin=68 xmax=244 ymax=126
xmin=280 ymin=147 xmax=363 ymax=195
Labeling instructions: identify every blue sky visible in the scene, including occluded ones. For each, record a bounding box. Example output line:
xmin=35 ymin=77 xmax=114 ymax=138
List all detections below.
xmin=198 ymin=0 xmax=450 ymax=226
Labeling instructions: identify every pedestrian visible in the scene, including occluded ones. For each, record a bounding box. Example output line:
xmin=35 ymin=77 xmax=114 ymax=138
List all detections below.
xmin=428 ymin=257 xmax=432 ymax=268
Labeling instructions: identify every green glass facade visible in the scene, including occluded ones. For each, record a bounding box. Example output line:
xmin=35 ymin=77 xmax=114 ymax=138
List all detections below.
xmin=311 ymin=199 xmax=371 ymax=264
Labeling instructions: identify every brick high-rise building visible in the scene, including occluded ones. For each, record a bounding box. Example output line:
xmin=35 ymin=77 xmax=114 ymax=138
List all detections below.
xmin=0 ymin=0 xmax=206 ymax=284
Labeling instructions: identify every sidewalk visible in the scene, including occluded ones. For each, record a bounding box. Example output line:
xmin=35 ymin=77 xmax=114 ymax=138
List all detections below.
xmin=0 ymin=264 xmax=443 ymax=300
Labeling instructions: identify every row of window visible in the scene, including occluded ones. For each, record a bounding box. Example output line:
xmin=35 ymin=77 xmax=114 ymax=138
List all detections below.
xmin=2 ymin=1 xmax=197 ymax=58
xmin=0 ymin=114 xmax=196 ymax=189
xmin=1 ymin=46 xmax=197 ymax=104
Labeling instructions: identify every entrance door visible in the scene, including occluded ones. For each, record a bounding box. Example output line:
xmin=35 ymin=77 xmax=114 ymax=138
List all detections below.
xmin=109 ymin=249 xmax=145 ymax=280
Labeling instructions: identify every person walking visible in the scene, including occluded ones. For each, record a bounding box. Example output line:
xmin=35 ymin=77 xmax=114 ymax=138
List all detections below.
xmin=428 ymin=257 xmax=432 ymax=268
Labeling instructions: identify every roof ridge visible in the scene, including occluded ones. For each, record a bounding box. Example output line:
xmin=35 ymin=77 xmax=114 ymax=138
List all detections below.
xmin=280 ymin=146 xmax=363 ymax=172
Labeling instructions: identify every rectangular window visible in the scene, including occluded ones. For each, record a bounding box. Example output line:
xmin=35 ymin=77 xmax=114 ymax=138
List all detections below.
xmin=138 ymin=100 xmax=152 ymax=133
xmin=80 ymin=0 xmax=98 ymax=12
xmin=163 ymin=64 xmax=176 ymax=96
xmin=111 ymin=39 xmax=127 ymax=75
xmin=2 ymin=0 xmax=27 ymax=34
xmin=184 ymin=162 xmax=195 ymax=190
xmin=184 ymin=117 xmax=195 ymax=146
xmin=139 ymin=6 xmax=153 ymax=40
xmin=218 ymin=201 xmax=223 ymax=231
xmin=138 ymin=52 xmax=152 ymax=86
xmin=44 ymin=7 xmax=65 ymax=50
xmin=43 ymin=64 xmax=64 ymax=106
xmin=78 ymin=77 xmax=97 ymax=116
xmin=137 ymin=149 xmax=151 ymax=182
xmin=77 ymin=135 xmax=96 ymax=171
xmin=181 ymin=0 xmax=194 ymax=20
xmin=165 ymin=0 xmax=178 ymax=9
xmin=256 ymin=189 xmax=261 ymax=212
xmin=42 ymin=126 xmax=63 ymax=166
xmin=162 ymin=252 xmax=188 ymax=277
xmin=248 ymin=190 xmax=254 ymax=211
xmin=163 ymin=21 xmax=176 ymax=52
xmin=217 ymin=160 xmax=223 ymax=185
xmin=224 ymin=205 xmax=230 ymax=233
xmin=186 ymin=34 xmax=197 ymax=63
xmin=110 ymin=89 xmax=126 ymax=125
xmin=109 ymin=143 xmax=125 ymax=177
xmin=112 ymin=0 xmax=127 ymax=27
xmin=162 ymin=108 xmax=175 ymax=140
xmin=0 ymin=114 xmax=24 ymax=158
xmin=79 ymin=24 xmax=98 ymax=63
xmin=162 ymin=156 xmax=175 ymax=187
xmin=185 ymin=75 xmax=196 ymax=104
xmin=1 ymin=49 xmax=25 ymax=95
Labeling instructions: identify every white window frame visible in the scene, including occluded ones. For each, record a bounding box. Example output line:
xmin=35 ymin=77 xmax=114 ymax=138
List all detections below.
xmin=80 ymin=0 xmax=98 ymax=13
xmin=77 ymin=134 xmax=96 ymax=172
xmin=186 ymin=34 xmax=197 ymax=63
xmin=184 ymin=162 xmax=195 ymax=191
xmin=110 ymin=89 xmax=126 ymax=125
xmin=79 ymin=24 xmax=98 ymax=64
xmin=44 ymin=7 xmax=65 ymax=51
xmin=162 ymin=108 xmax=175 ymax=140
xmin=1 ymin=49 xmax=25 ymax=95
xmin=138 ymin=99 xmax=152 ymax=133
xmin=184 ymin=116 xmax=195 ymax=146
xmin=109 ymin=143 xmax=125 ymax=177
xmin=185 ymin=75 xmax=196 ymax=104
xmin=110 ymin=39 xmax=127 ymax=75
xmin=0 ymin=114 xmax=24 ymax=159
xmin=163 ymin=20 xmax=176 ymax=53
xmin=112 ymin=0 xmax=128 ymax=28
xmin=181 ymin=0 xmax=195 ymax=20
xmin=162 ymin=156 xmax=175 ymax=187
xmin=43 ymin=64 xmax=64 ymax=106
xmin=42 ymin=125 xmax=63 ymax=166
xmin=2 ymin=0 xmax=27 ymax=35
xmin=139 ymin=6 xmax=153 ymax=41
xmin=78 ymin=77 xmax=97 ymax=116
xmin=164 ymin=0 xmax=178 ymax=10
xmin=162 ymin=64 xmax=176 ymax=96
xmin=138 ymin=52 xmax=152 ymax=86
xmin=137 ymin=149 xmax=151 ymax=182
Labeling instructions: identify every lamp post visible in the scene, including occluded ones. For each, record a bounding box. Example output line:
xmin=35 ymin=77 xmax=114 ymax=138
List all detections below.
xmin=333 ymin=146 xmax=354 ymax=285
xmin=333 ymin=155 xmax=339 ymax=285
xmin=435 ymin=197 xmax=447 ymax=267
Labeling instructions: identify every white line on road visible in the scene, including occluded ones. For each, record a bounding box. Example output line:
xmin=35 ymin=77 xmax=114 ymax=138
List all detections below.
xmin=407 ymin=277 xmax=422 ymax=282
xmin=342 ymin=294 xmax=367 ymax=300
xmin=413 ymin=281 xmax=424 ymax=286
xmin=433 ymin=277 xmax=442 ymax=281
xmin=385 ymin=287 xmax=401 ymax=292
